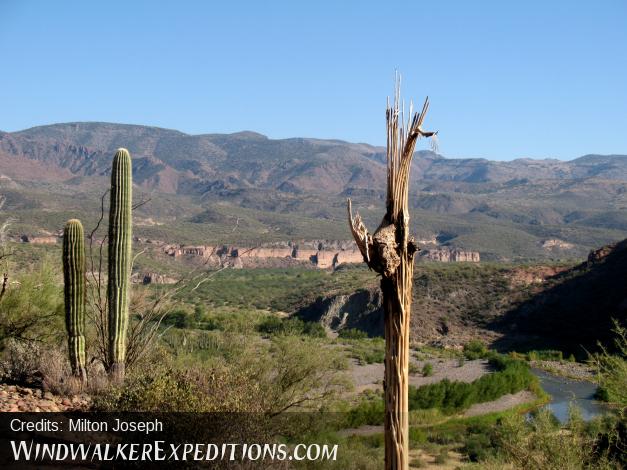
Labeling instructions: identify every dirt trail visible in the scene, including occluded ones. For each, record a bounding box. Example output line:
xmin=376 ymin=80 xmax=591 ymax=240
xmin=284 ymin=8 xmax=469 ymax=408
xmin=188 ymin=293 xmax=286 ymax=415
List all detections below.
xmin=351 ymin=358 xmax=491 ymax=393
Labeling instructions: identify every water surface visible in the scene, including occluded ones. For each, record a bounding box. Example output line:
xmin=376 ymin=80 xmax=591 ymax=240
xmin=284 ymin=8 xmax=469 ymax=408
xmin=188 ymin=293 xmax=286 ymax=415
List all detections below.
xmin=532 ymin=368 xmax=608 ymax=423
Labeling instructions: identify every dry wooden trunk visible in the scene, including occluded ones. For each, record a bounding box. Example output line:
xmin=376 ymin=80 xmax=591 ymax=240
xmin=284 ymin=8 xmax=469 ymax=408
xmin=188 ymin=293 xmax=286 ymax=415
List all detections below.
xmin=382 ymin=259 xmax=414 ymax=468
xmin=348 ymin=78 xmax=435 ymax=470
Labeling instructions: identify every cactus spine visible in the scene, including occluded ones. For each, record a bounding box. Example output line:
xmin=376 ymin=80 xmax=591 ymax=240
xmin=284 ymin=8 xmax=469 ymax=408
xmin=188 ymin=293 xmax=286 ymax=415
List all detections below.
xmin=63 ymin=219 xmax=87 ymax=383
xmin=107 ymin=148 xmax=132 ymax=380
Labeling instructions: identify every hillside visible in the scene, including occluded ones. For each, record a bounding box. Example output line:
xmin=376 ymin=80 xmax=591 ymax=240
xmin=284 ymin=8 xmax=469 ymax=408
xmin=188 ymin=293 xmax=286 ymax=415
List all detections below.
xmin=1 ymin=122 xmax=627 ymax=260
xmin=295 ymin=240 xmax=627 ymax=355
xmin=493 ymin=238 xmax=627 ymax=353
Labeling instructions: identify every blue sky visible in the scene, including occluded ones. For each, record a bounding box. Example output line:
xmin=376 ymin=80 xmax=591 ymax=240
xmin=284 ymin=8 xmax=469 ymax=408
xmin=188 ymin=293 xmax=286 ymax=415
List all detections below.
xmin=0 ymin=0 xmax=625 ymax=160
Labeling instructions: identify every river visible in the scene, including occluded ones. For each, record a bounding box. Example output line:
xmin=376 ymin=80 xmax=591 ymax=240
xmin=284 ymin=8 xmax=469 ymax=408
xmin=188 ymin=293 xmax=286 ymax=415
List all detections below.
xmin=531 ymin=368 xmax=609 ymax=423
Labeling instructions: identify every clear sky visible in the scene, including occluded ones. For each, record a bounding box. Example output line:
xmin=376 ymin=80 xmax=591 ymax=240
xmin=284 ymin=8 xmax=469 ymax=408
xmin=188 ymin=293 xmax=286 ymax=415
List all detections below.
xmin=0 ymin=0 xmax=625 ymax=160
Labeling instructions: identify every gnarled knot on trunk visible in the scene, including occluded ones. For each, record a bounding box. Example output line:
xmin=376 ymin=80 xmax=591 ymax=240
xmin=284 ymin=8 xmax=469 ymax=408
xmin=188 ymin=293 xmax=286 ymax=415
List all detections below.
xmin=348 ymin=199 xmax=419 ymax=278
xmin=371 ymin=223 xmax=401 ymax=277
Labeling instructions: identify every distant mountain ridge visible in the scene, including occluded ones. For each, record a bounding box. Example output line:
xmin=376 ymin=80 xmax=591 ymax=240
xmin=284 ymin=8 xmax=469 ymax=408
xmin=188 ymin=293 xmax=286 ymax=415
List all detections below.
xmin=1 ymin=122 xmax=626 ymax=261
xmin=1 ymin=122 xmax=626 ymax=195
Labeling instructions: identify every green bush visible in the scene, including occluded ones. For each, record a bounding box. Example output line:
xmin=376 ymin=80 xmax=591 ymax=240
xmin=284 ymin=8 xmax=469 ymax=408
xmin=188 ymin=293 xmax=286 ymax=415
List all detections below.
xmin=339 ymin=328 xmax=368 ymax=340
xmin=463 ymin=432 xmax=495 ymax=462
xmin=345 ymin=392 xmax=385 ymax=428
xmin=422 ymin=362 xmax=434 ymax=377
xmin=463 ymin=340 xmax=489 ymax=360
xmin=590 ymin=320 xmax=627 ymax=407
xmin=526 ymin=349 xmax=564 ymax=361
xmin=345 ymin=338 xmax=385 ymax=365
xmin=0 ymin=262 xmax=63 ymax=350
xmin=408 ymin=356 xmax=536 ymax=413
xmin=257 ymin=316 xmax=325 ymax=338
xmin=408 ymin=427 xmax=427 ymax=445
xmin=162 ymin=309 xmax=193 ymax=329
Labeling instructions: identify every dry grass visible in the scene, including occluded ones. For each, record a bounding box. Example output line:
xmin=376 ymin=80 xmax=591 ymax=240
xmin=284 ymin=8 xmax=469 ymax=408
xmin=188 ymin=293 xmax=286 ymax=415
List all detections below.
xmin=1 ymin=339 xmax=109 ymax=397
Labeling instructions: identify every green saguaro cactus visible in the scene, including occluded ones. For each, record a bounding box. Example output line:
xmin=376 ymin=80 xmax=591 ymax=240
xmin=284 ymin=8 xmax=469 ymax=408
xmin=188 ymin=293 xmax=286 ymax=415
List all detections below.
xmin=107 ymin=148 xmax=132 ymax=381
xmin=63 ymin=219 xmax=87 ymax=383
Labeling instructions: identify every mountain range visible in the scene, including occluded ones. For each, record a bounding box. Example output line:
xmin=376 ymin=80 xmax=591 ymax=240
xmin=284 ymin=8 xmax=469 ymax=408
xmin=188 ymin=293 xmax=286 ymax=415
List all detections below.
xmin=1 ymin=122 xmax=626 ymax=260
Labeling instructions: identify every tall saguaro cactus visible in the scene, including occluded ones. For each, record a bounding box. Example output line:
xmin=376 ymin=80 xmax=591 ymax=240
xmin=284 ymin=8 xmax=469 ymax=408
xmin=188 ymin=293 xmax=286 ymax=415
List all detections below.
xmin=348 ymin=78 xmax=436 ymax=470
xmin=63 ymin=219 xmax=87 ymax=383
xmin=107 ymin=148 xmax=133 ymax=381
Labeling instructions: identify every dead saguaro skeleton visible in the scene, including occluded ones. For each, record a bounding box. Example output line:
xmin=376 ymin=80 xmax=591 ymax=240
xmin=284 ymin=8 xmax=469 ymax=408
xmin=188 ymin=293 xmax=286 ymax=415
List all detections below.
xmin=348 ymin=78 xmax=436 ymax=470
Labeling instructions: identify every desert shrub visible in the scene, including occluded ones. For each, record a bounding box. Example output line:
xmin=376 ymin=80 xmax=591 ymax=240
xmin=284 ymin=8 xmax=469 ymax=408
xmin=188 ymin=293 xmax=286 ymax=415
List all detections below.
xmin=257 ymin=316 xmax=326 ymax=338
xmin=265 ymin=335 xmax=349 ymax=414
xmin=434 ymin=448 xmax=449 ymax=464
xmin=463 ymin=432 xmax=496 ymax=462
xmin=0 ymin=339 xmax=108 ymax=396
xmin=408 ymin=362 xmax=420 ymax=375
xmin=0 ymin=263 xmax=62 ymax=349
xmin=463 ymin=340 xmax=489 ymax=360
xmin=422 ymin=362 xmax=434 ymax=377
xmin=408 ymin=426 xmax=428 ymax=445
xmin=344 ymin=338 xmax=385 ymax=365
xmin=93 ymin=363 xmax=266 ymax=412
xmin=302 ymin=321 xmax=327 ymax=338
xmin=339 ymin=328 xmax=368 ymax=340
xmin=162 ymin=308 xmax=192 ymax=328
xmin=310 ymin=437 xmax=382 ymax=470
xmin=408 ymin=356 xmax=535 ymax=413
xmin=488 ymin=408 xmax=623 ymax=470
xmin=344 ymin=391 xmax=385 ymax=428
xmin=590 ymin=320 xmax=627 ymax=408
xmin=526 ymin=350 xmax=564 ymax=362
xmin=192 ymin=304 xmax=205 ymax=323
xmin=0 ymin=339 xmax=46 ymax=385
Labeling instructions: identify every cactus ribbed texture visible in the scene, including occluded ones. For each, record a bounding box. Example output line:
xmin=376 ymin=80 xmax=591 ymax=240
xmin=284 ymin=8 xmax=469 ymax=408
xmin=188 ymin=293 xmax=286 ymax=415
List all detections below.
xmin=63 ymin=219 xmax=87 ymax=383
xmin=107 ymin=148 xmax=132 ymax=381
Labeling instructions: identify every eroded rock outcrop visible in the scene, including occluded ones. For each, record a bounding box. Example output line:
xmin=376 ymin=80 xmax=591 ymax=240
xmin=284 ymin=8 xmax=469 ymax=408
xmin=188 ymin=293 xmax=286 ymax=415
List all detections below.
xmin=542 ymin=239 xmax=575 ymax=250
xmin=419 ymin=248 xmax=480 ymax=262
xmin=296 ymin=288 xmax=384 ymax=337
xmin=162 ymin=241 xmax=479 ymax=268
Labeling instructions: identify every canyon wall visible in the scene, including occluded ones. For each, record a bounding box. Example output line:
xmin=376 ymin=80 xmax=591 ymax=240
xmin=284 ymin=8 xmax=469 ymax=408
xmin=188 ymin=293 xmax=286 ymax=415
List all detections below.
xmin=163 ymin=240 xmax=479 ymax=269
xmin=419 ymin=248 xmax=480 ymax=263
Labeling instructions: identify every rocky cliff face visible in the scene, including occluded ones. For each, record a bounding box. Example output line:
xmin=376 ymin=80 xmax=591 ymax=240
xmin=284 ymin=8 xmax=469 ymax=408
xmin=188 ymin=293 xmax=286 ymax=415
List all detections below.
xmin=160 ymin=240 xmax=479 ymax=269
xmin=494 ymin=238 xmax=627 ymax=353
xmin=163 ymin=241 xmax=364 ymax=269
xmin=419 ymin=248 xmax=480 ymax=262
xmin=296 ymin=288 xmax=384 ymax=337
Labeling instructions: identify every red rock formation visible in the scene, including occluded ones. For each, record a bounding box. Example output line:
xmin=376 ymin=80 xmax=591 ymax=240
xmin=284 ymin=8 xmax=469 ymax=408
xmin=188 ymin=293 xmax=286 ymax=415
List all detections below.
xmin=235 ymin=247 xmax=293 ymax=258
xmin=334 ymin=249 xmax=364 ymax=267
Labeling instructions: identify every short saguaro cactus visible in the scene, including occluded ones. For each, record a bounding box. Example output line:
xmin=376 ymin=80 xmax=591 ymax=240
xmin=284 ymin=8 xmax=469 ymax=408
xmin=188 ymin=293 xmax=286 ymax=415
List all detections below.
xmin=62 ymin=218 xmax=87 ymax=383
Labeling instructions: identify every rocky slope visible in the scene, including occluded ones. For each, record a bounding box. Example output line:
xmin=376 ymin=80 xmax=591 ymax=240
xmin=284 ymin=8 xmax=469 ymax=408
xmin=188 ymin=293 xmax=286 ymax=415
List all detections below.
xmin=494 ymin=238 xmax=627 ymax=353
xmin=295 ymin=239 xmax=626 ymax=354
xmin=2 ymin=123 xmax=627 ymax=193
xmin=0 ymin=384 xmax=90 ymax=412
